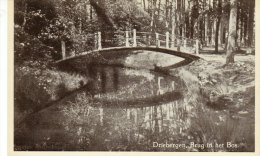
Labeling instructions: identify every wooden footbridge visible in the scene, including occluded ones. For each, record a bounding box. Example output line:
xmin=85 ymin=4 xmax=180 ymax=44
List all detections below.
xmin=56 ymin=29 xmax=201 ymax=63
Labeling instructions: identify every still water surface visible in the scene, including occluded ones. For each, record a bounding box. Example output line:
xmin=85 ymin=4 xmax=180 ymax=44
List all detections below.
xmin=15 ymin=52 xmax=194 ymax=151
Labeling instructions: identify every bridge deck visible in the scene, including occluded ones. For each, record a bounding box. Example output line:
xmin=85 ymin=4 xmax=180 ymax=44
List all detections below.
xmin=56 ymin=46 xmax=200 ymax=64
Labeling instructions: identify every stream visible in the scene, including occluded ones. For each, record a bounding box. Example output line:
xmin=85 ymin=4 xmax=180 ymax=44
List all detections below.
xmin=15 ymin=50 xmax=195 ymax=151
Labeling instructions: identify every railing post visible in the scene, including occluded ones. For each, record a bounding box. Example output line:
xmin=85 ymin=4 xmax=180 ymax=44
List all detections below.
xmin=133 ymin=29 xmax=137 ymax=47
xmin=184 ymin=39 xmax=187 ymax=48
xmin=127 ymin=109 xmax=130 ymax=120
xmin=156 ymin=33 xmax=159 ymax=47
xmin=99 ymin=108 xmax=103 ymax=126
xmin=171 ymin=81 xmax=175 ymax=90
xmin=125 ymin=31 xmax=129 ymax=47
xmin=61 ymin=41 xmax=66 ymax=59
xmin=176 ymin=38 xmax=180 ymax=47
xmin=195 ymin=39 xmax=199 ymax=55
xmin=134 ymin=109 xmax=137 ymax=124
xmin=166 ymin=32 xmax=169 ymax=48
xmin=171 ymin=34 xmax=175 ymax=48
xmin=98 ymin=31 xmax=102 ymax=50
xmin=148 ymin=34 xmax=151 ymax=46
xmin=94 ymin=33 xmax=97 ymax=49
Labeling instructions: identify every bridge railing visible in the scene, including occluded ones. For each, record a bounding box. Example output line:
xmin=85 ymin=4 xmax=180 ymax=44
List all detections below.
xmin=60 ymin=29 xmax=201 ymax=60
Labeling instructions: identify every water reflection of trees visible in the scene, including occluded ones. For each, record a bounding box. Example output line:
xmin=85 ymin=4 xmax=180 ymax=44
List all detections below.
xmin=60 ymin=91 xmax=192 ymax=151
xmin=57 ymin=64 xmax=191 ymax=150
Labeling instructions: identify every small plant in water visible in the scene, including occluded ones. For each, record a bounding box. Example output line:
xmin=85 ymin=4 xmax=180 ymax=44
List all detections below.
xmin=62 ymin=92 xmax=93 ymax=125
xmin=61 ymin=92 xmax=94 ymax=150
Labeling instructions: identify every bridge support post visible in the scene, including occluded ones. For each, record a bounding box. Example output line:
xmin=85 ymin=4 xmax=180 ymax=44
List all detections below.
xmin=125 ymin=31 xmax=130 ymax=47
xmin=156 ymin=33 xmax=159 ymax=47
xmin=133 ymin=29 xmax=137 ymax=47
xmin=61 ymin=41 xmax=66 ymax=59
xmin=98 ymin=31 xmax=102 ymax=50
xmin=166 ymin=32 xmax=169 ymax=48
xmin=195 ymin=39 xmax=199 ymax=55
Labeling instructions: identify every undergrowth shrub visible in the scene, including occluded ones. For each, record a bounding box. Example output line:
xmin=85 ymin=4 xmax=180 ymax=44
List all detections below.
xmin=189 ymin=108 xmax=254 ymax=152
xmin=14 ymin=66 xmax=88 ymax=121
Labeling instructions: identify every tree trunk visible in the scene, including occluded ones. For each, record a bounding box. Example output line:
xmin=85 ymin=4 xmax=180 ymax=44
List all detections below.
xmin=148 ymin=0 xmax=150 ymax=14
xmin=22 ymin=3 xmax=28 ymax=31
xmin=165 ymin=0 xmax=169 ymax=29
xmin=215 ymin=0 xmax=222 ymax=52
xmin=215 ymin=19 xmax=220 ymax=52
xmin=219 ymin=21 xmax=224 ymax=46
xmin=150 ymin=0 xmax=155 ymax=32
xmin=90 ymin=5 xmax=93 ymax=21
xmin=171 ymin=0 xmax=176 ymax=47
xmin=211 ymin=20 xmax=215 ymax=46
xmin=143 ymin=0 xmax=146 ymax=11
xmin=158 ymin=0 xmax=161 ymax=24
xmin=89 ymin=0 xmax=117 ymax=29
xmin=235 ymin=0 xmax=240 ymax=48
xmin=182 ymin=0 xmax=186 ymax=38
xmin=226 ymin=0 xmax=237 ymax=64
xmin=243 ymin=15 xmax=248 ymax=46
xmin=247 ymin=0 xmax=254 ymax=47
xmin=240 ymin=14 xmax=244 ymax=45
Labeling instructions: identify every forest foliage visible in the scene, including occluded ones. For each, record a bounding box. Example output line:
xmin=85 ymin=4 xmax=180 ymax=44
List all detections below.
xmin=14 ymin=0 xmax=254 ymax=65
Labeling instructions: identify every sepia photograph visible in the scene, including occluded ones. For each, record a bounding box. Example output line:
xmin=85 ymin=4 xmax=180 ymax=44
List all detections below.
xmin=13 ymin=0 xmax=255 ymax=152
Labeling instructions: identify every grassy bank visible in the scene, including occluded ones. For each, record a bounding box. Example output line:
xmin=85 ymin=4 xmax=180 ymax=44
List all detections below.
xmin=14 ymin=65 xmax=88 ymax=125
xmin=169 ymin=54 xmax=255 ymax=151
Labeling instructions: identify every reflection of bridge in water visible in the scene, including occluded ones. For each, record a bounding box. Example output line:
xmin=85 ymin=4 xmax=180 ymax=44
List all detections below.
xmin=81 ymin=65 xmax=184 ymax=108
xmin=55 ymin=30 xmax=198 ymax=110
xmin=96 ymin=99 xmax=191 ymax=135
xmin=56 ymin=29 xmax=201 ymax=64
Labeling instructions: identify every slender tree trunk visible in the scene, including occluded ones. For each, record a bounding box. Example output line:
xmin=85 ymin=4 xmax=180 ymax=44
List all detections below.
xmin=247 ymin=0 xmax=254 ymax=47
xmin=150 ymin=0 xmax=155 ymax=32
xmin=235 ymin=0 xmax=240 ymax=48
xmin=143 ymin=0 xmax=146 ymax=11
xmin=148 ymin=0 xmax=150 ymax=14
xmin=219 ymin=21 xmax=224 ymax=46
xmin=171 ymin=0 xmax=176 ymax=47
xmin=79 ymin=5 xmax=82 ymax=33
xmin=240 ymin=14 xmax=244 ymax=45
xmin=215 ymin=0 xmax=222 ymax=52
xmin=22 ymin=3 xmax=28 ymax=31
xmin=166 ymin=0 xmax=169 ymax=30
xmin=182 ymin=0 xmax=186 ymax=38
xmin=243 ymin=15 xmax=248 ymax=46
xmin=226 ymin=0 xmax=237 ymax=64
xmin=158 ymin=0 xmax=161 ymax=24
xmin=215 ymin=19 xmax=220 ymax=52
xmin=154 ymin=0 xmax=157 ymax=30
xmin=90 ymin=5 xmax=93 ymax=21
xmin=211 ymin=20 xmax=215 ymax=46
